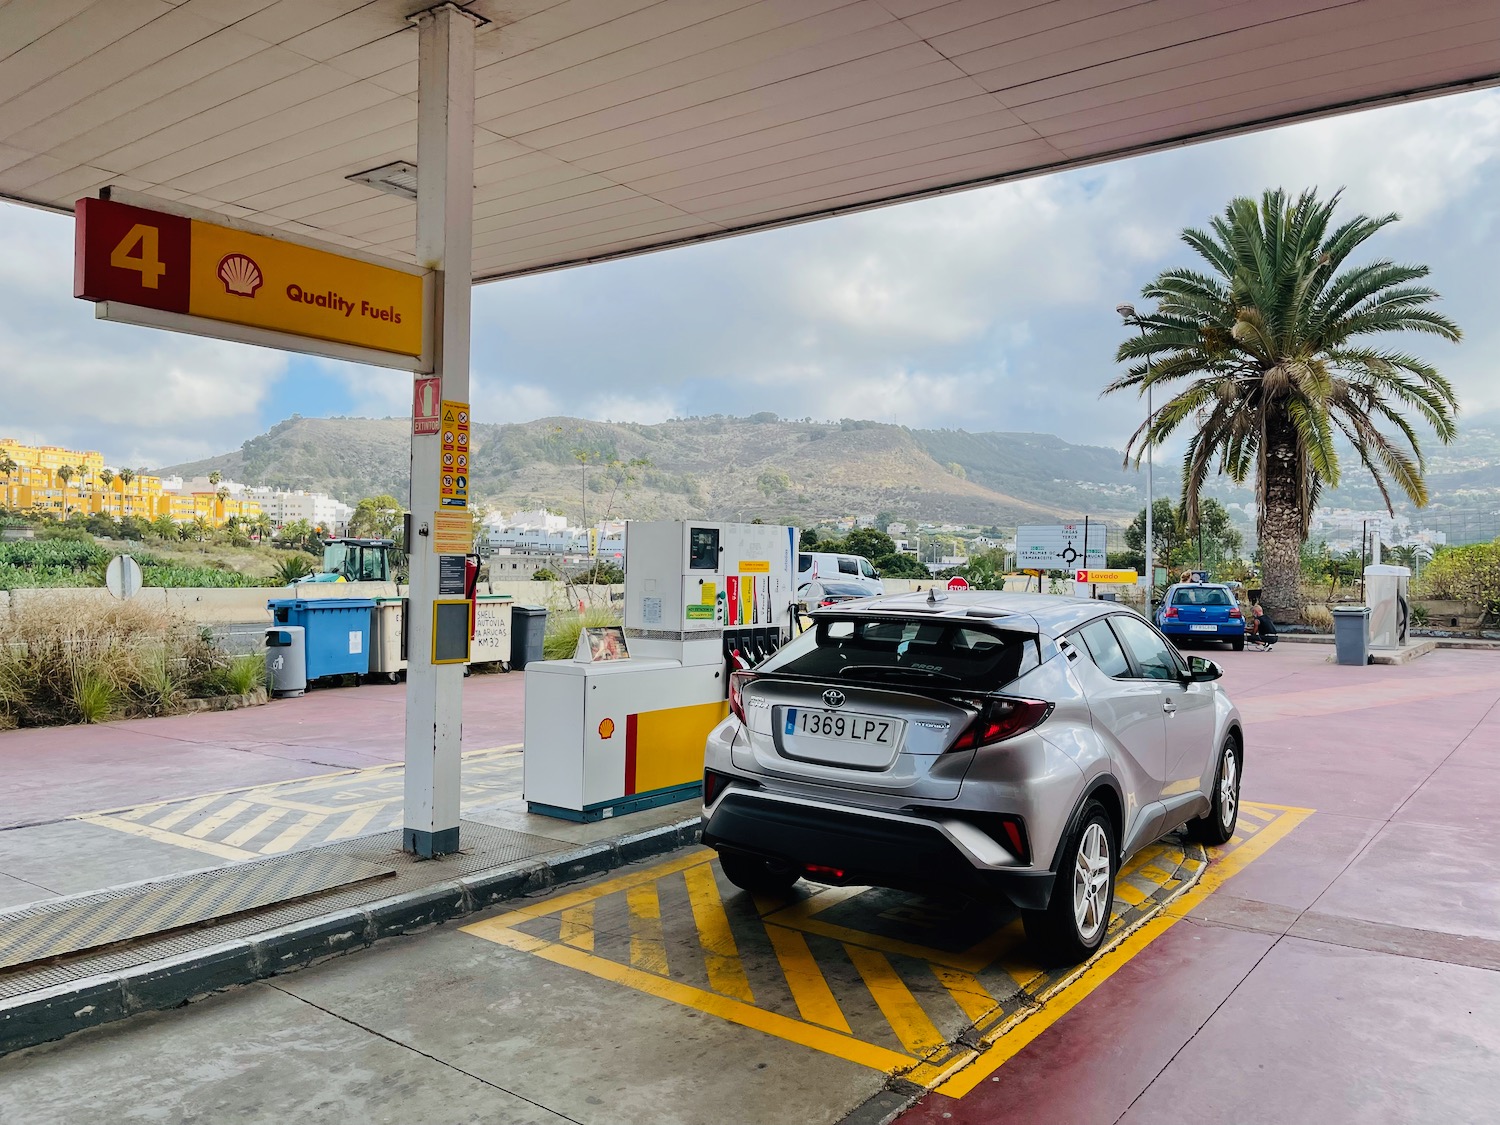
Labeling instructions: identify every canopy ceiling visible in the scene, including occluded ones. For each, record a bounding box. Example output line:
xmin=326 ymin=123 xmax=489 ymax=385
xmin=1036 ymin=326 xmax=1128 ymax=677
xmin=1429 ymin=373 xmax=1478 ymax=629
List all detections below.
xmin=2 ymin=0 xmax=1497 ymax=281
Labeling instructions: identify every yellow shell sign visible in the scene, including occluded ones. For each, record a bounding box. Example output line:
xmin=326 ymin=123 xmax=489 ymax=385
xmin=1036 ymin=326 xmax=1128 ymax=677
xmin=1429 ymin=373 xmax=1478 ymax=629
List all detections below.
xmin=75 ymin=195 xmax=425 ymax=362
xmin=189 ymin=220 xmax=423 ymax=357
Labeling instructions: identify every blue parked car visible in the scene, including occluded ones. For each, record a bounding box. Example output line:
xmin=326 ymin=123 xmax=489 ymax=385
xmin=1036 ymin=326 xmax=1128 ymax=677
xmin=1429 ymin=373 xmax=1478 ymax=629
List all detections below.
xmin=1156 ymin=582 xmax=1246 ymax=651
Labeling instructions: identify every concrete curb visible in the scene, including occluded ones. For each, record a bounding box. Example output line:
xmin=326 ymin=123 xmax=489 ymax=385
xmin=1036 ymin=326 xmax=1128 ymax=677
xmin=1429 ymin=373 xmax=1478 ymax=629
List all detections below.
xmin=0 ymin=817 xmax=702 ymax=1057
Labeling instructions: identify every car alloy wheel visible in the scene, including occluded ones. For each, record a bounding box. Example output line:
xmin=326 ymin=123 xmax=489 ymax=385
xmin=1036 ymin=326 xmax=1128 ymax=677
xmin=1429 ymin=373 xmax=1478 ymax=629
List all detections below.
xmin=1072 ymin=821 xmax=1112 ymax=943
xmin=1219 ymin=743 xmax=1239 ymax=832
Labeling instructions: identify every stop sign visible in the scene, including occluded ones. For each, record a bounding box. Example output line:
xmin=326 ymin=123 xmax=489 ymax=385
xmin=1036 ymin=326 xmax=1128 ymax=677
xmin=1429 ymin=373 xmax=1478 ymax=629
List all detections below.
xmin=947 ymin=576 xmax=970 ymax=592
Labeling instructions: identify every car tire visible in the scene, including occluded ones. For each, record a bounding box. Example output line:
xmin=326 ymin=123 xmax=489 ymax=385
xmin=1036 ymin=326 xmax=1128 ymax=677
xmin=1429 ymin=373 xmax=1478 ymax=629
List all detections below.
xmin=1231 ymin=636 xmax=1245 ymax=652
xmin=1188 ymin=736 xmax=1241 ymax=845
xmin=1023 ymin=802 xmax=1116 ymax=966
xmin=717 ymin=850 xmax=801 ymax=895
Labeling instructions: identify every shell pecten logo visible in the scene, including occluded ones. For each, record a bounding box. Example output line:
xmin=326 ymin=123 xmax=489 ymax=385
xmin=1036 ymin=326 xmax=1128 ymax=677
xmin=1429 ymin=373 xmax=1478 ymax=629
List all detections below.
xmin=217 ymin=253 xmax=262 ymax=297
xmin=598 ymin=718 xmax=616 ymax=740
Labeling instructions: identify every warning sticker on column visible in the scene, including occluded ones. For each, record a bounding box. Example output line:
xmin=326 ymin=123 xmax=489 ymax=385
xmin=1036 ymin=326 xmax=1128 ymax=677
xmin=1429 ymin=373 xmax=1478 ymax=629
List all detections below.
xmin=439 ymin=400 xmax=470 ymax=508
xmin=432 ymin=510 xmax=471 ymax=555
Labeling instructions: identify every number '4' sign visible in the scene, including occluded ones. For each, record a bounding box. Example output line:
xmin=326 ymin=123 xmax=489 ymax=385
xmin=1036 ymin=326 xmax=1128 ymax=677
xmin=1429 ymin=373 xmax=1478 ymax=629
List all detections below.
xmin=109 ymin=224 xmax=168 ymax=289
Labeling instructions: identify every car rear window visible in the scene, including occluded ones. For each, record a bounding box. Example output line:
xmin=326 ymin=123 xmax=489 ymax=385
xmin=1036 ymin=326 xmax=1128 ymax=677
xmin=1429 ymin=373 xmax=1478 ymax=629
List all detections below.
xmin=1172 ymin=587 xmax=1233 ymax=606
xmin=760 ymin=617 xmax=1037 ymax=691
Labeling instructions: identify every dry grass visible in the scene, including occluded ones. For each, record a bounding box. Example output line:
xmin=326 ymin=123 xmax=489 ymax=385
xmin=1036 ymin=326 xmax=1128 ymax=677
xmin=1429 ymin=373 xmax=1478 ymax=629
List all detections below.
xmin=0 ymin=597 xmax=252 ymax=728
xmin=1301 ymin=604 xmax=1334 ymax=632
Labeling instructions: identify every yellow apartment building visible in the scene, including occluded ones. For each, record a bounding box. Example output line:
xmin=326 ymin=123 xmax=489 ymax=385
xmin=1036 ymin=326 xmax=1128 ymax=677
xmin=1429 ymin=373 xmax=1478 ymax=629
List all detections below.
xmin=0 ymin=439 xmax=258 ymax=527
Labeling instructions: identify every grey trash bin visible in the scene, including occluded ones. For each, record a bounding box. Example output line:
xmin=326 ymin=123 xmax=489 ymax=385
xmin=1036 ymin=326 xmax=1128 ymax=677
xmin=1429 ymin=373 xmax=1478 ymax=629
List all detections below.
xmin=265 ymin=626 xmax=307 ymax=696
xmin=1332 ymin=606 xmax=1371 ymax=666
xmin=510 ymin=605 xmax=548 ymax=669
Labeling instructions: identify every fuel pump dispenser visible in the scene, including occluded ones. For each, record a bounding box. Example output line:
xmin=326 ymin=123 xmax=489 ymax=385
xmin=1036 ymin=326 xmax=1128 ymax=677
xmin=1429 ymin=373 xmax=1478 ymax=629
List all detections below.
xmin=523 ymin=521 xmax=797 ymax=821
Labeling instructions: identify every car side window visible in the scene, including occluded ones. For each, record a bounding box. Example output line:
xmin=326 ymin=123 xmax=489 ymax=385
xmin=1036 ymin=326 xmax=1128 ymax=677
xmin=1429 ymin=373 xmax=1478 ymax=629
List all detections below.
xmin=1078 ymin=619 xmax=1131 ymax=679
xmin=1110 ymin=614 xmax=1183 ymax=681
xmin=837 ymin=558 xmax=858 ymax=575
xmin=859 ymin=558 xmax=877 ymax=578
xmin=798 ymin=553 xmax=813 ymax=573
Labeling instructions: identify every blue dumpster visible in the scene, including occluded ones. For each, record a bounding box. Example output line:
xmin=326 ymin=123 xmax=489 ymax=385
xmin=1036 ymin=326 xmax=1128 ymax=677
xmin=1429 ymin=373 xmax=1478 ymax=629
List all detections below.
xmin=266 ymin=598 xmax=374 ymax=680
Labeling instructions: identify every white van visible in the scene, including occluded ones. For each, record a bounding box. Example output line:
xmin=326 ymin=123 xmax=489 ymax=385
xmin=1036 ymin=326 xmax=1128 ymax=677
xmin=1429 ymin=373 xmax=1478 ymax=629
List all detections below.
xmin=798 ymin=552 xmax=884 ymax=596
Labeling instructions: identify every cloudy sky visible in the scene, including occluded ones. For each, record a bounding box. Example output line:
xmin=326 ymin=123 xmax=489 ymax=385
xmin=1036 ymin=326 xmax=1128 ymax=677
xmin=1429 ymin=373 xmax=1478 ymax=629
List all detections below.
xmin=2 ymin=87 xmax=1497 ymax=471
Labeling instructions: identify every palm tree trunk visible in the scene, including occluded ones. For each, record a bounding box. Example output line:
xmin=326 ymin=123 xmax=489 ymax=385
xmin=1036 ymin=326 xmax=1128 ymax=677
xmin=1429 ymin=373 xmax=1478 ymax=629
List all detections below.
xmin=1259 ymin=411 xmax=1305 ymax=621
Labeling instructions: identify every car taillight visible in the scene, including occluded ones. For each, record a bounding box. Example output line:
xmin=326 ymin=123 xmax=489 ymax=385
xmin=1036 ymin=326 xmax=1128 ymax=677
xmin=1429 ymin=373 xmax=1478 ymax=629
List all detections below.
xmin=703 ymin=768 xmax=732 ymax=806
xmin=729 ymin=670 xmax=756 ymax=723
xmin=1229 ymin=607 xmax=1243 ymax=619
xmin=950 ymin=698 xmax=1053 ymax=751
xmin=1163 ymin=606 xmax=1179 ymax=618
xmin=819 ymin=598 xmax=836 ymax=607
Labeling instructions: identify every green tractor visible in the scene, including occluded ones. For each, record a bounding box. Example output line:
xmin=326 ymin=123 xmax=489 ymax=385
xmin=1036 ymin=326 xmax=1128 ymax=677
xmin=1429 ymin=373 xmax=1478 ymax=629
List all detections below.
xmin=298 ymin=538 xmax=398 ymax=584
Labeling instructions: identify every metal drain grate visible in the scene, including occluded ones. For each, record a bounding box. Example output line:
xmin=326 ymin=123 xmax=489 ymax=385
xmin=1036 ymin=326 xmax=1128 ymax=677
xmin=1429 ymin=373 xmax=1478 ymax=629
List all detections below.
xmin=0 ymin=853 xmax=394 ymax=971
xmin=0 ymin=820 xmax=570 ymax=1001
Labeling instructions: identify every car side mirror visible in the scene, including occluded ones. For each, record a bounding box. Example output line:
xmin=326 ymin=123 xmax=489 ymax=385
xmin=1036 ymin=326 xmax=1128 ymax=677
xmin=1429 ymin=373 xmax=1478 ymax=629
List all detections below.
xmin=1187 ymin=656 xmax=1223 ymax=682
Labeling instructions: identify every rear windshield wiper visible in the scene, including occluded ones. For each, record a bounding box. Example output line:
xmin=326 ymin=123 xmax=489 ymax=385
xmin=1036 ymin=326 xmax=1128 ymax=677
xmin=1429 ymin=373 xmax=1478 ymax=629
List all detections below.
xmin=838 ymin=664 xmax=963 ymax=683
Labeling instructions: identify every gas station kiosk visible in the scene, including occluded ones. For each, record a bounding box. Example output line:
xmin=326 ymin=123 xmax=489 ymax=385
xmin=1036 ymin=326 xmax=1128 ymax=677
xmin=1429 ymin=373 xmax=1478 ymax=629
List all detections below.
xmin=523 ymin=521 xmax=798 ymax=821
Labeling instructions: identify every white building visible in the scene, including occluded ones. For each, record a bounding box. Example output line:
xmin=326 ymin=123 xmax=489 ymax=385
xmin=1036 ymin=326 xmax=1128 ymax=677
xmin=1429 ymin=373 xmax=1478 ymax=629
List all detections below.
xmin=243 ymin=487 xmax=354 ymax=531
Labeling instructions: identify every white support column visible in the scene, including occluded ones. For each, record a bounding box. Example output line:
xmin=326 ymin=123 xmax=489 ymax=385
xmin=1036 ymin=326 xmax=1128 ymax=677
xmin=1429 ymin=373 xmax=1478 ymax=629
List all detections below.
xmin=405 ymin=2 xmax=478 ymax=857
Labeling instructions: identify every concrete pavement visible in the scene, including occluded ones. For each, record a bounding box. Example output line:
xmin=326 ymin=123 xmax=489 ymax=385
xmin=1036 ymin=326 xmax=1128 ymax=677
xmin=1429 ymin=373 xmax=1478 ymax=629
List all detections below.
xmin=0 ymin=644 xmax=1497 ymax=1123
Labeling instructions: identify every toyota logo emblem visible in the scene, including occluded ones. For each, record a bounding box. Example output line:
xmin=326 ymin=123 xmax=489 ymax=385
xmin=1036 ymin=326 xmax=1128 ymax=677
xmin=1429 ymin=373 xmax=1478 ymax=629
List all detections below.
xmin=822 ymin=689 xmax=846 ymax=708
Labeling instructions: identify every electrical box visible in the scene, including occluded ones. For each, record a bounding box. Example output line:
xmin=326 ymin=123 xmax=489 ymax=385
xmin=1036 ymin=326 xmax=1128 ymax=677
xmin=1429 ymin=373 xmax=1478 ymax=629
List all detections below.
xmin=623 ymin=521 xmax=799 ymax=666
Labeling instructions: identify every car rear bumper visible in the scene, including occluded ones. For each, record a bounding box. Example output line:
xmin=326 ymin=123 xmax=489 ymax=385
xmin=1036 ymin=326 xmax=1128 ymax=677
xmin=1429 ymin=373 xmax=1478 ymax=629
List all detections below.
xmin=702 ymin=789 xmax=1056 ymax=911
xmin=1158 ymin=621 xmax=1245 ymax=636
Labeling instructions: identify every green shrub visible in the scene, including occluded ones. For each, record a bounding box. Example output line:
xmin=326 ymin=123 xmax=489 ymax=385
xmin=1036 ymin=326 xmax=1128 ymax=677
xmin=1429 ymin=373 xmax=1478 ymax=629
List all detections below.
xmin=0 ymin=599 xmax=262 ymax=727
xmin=543 ymin=605 xmax=621 ymax=661
xmin=1415 ymin=540 xmax=1500 ymax=621
xmin=272 ymin=553 xmax=316 ymax=584
xmin=532 ymin=567 xmax=559 ymax=581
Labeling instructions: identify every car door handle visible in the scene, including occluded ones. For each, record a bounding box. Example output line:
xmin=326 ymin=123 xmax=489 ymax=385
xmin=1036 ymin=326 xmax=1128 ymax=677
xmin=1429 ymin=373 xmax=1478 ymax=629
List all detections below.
xmin=1162 ymin=700 xmax=1177 ymax=714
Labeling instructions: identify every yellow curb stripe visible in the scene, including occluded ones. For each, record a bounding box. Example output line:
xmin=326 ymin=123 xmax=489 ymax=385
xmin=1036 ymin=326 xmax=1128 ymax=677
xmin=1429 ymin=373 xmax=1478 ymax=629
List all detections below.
xmin=931 ymin=965 xmax=1001 ymax=1024
xmin=762 ymin=923 xmax=852 ymax=1034
xmin=845 ymin=945 xmax=947 ymax=1056
xmin=683 ymin=864 xmax=754 ymax=1003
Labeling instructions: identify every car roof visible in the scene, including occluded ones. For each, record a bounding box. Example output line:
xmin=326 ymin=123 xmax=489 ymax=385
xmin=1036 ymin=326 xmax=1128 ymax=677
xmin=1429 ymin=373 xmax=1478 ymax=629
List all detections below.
xmin=810 ymin=590 xmax=1130 ymax=638
xmin=1167 ymin=582 xmax=1232 ymax=590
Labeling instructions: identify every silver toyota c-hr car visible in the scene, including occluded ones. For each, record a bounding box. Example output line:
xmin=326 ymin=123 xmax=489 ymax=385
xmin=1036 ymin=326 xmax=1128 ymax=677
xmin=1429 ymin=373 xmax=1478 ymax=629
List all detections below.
xmin=702 ymin=590 xmax=1244 ymax=965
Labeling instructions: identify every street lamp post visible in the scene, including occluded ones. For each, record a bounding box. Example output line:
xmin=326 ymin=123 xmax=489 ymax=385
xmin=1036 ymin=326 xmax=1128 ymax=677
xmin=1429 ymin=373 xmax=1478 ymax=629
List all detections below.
xmin=1117 ymin=304 xmax=1153 ymax=602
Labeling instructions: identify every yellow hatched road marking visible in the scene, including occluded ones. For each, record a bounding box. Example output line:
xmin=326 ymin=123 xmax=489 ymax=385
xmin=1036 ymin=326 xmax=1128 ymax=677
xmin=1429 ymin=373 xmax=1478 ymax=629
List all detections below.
xmin=185 ymin=799 xmax=252 ymax=839
xmin=931 ymin=965 xmax=1001 ymax=1024
xmin=845 ymin=944 xmax=947 ymax=1056
xmin=559 ymin=904 xmax=596 ymax=951
xmin=324 ymin=802 xmax=387 ymax=842
xmin=761 ymin=922 xmax=852 ymax=1033
xmin=473 ymin=924 xmax=914 ymax=1074
xmin=118 ymin=803 xmax=163 ymax=823
xmin=260 ymin=811 xmax=329 ymax=854
xmin=222 ymin=806 xmax=288 ymax=848
xmin=151 ymin=794 xmax=218 ymax=831
xmin=1112 ymin=881 xmax=1148 ymax=907
xmin=933 ymin=802 xmax=1314 ymax=1098
xmin=79 ymin=814 xmax=255 ymax=862
xmin=627 ymin=884 xmax=668 ymax=975
xmin=683 ymin=863 xmax=754 ymax=1003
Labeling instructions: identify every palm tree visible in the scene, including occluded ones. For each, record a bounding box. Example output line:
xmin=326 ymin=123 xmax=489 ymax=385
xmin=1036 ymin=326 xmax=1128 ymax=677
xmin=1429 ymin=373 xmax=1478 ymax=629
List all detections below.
xmin=208 ymin=471 xmax=222 ymax=487
xmin=0 ymin=455 xmax=17 ymax=509
xmin=55 ymin=464 xmax=74 ymax=519
xmin=215 ymin=486 xmax=230 ymax=523
xmin=1109 ymin=188 xmax=1461 ymax=618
